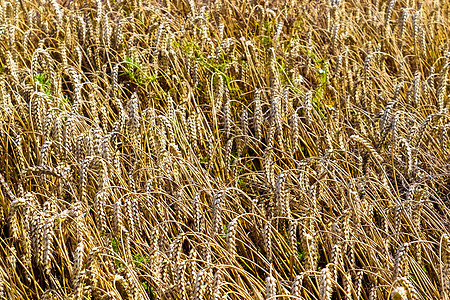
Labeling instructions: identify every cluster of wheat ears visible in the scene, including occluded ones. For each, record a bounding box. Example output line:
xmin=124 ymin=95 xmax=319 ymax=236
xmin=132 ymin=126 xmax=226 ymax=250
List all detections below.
xmin=0 ymin=0 xmax=449 ymax=299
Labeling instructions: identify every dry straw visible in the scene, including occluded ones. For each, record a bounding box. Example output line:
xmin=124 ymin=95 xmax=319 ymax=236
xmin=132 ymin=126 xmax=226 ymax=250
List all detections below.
xmin=0 ymin=0 xmax=449 ymax=299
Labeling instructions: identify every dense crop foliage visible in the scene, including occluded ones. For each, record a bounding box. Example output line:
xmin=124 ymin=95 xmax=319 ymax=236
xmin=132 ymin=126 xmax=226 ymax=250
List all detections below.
xmin=0 ymin=0 xmax=450 ymax=299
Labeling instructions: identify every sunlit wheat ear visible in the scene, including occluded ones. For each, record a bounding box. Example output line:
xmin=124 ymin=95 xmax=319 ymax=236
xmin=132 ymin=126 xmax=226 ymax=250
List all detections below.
xmin=211 ymin=269 xmax=223 ymax=300
xmin=304 ymin=91 xmax=312 ymax=126
xmin=291 ymin=273 xmax=304 ymax=299
xmin=80 ymin=158 xmax=92 ymax=204
xmin=186 ymin=248 xmax=198 ymax=295
xmin=226 ymin=217 xmax=237 ymax=258
xmin=330 ymin=241 xmax=342 ymax=283
xmin=363 ymin=52 xmax=373 ymax=87
xmin=263 ymin=147 xmax=274 ymax=188
xmin=388 ymin=83 xmax=401 ymax=117
xmin=43 ymin=109 xmax=55 ymax=139
xmin=193 ymin=192 xmax=204 ymax=233
xmin=413 ymin=71 xmax=421 ymax=107
xmin=213 ymin=74 xmax=225 ymax=113
xmin=0 ymin=79 xmax=13 ymax=119
xmin=272 ymin=94 xmax=284 ymax=152
xmin=269 ymin=48 xmax=280 ymax=93
xmin=113 ymin=198 xmax=123 ymax=237
xmin=132 ymin=194 xmax=142 ymax=237
xmin=265 ymin=272 xmax=276 ymax=300
xmin=157 ymin=258 xmax=170 ymax=295
xmin=391 ymin=286 xmax=407 ymax=300
xmin=128 ymin=92 xmax=140 ymax=133
xmin=114 ymin=274 xmax=132 ymax=299
xmin=6 ymin=244 xmax=16 ymax=274
xmin=263 ymin=223 xmax=272 ymax=262
xmin=223 ymin=138 xmax=233 ymax=174
xmin=42 ymin=211 xmax=55 ymax=276
xmin=238 ymin=108 xmax=248 ymax=154
xmin=351 ymin=270 xmax=362 ymax=299
xmin=339 ymin=272 xmax=352 ymax=300
xmin=442 ymin=234 xmax=450 ymax=298
xmin=149 ymin=227 xmax=160 ymax=266
xmin=290 ymin=110 xmax=299 ymax=153
xmin=319 ymin=264 xmax=333 ymax=300
xmin=31 ymin=92 xmax=44 ymax=137
xmin=393 ymin=243 xmax=409 ymax=281
xmin=40 ymin=140 xmax=53 ymax=168
xmin=211 ymin=190 xmax=224 ymax=235
xmin=394 ymin=204 xmax=402 ymax=239
xmin=397 ymin=8 xmax=408 ymax=42
xmin=331 ymin=23 xmax=340 ymax=54
xmin=23 ymin=28 xmax=32 ymax=57
xmin=275 ymin=171 xmax=287 ymax=217
xmin=254 ymin=90 xmax=263 ymax=142
xmin=350 ymin=135 xmax=383 ymax=163
xmin=398 ymin=137 xmax=413 ymax=178
xmin=223 ymin=89 xmax=232 ymax=139
xmin=193 ymin=269 xmax=207 ymax=300
xmin=124 ymin=196 xmax=136 ymax=239
xmin=5 ymin=49 xmax=18 ymax=79
xmin=169 ymin=233 xmax=185 ymax=265
xmin=85 ymin=247 xmax=101 ymax=299
xmin=113 ymin=150 xmax=122 ymax=178
xmin=437 ymin=62 xmax=448 ymax=112
xmin=272 ymin=20 xmax=283 ymax=49
xmin=176 ymin=260 xmax=188 ymax=300
xmin=410 ymin=113 xmax=435 ymax=148
xmin=399 ymin=277 xmax=420 ymax=300
xmin=192 ymin=60 xmax=199 ymax=89
xmin=8 ymin=197 xmax=25 ymax=241
xmin=427 ymin=66 xmax=435 ymax=92
xmin=123 ymin=229 xmax=132 ymax=263
xmin=0 ymin=271 xmax=6 ymax=299
xmin=188 ymin=112 xmax=198 ymax=150
xmin=102 ymin=16 xmax=112 ymax=49
xmin=69 ymin=69 xmax=83 ymax=115
xmin=94 ymin=191 xmax=107 ymax=234
xmin=287 ymin=219 xmax=297 ymax=254
xmin=305 ymin=227 xmax=318 ymax=272
xmin=0 ymin=172 xmax=15 ymax=201
xmin=49 ymin=0 xmax=63 ymax=27
xmin=29 ymin=206 xmax=46 ymax=268
xmin=412 ymin=10 xmax=426 ymax=56
xmin=384 ymin=0 xmax=396 ymax=27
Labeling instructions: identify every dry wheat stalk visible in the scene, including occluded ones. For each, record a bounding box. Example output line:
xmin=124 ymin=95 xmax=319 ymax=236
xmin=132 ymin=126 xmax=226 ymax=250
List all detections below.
xmin=0 ymin=0 xmax=449 ymax=298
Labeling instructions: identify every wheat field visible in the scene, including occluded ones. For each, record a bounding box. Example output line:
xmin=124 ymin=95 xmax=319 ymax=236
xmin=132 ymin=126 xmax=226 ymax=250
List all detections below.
xmin=0 ymin=0 xmax=449 ymax=299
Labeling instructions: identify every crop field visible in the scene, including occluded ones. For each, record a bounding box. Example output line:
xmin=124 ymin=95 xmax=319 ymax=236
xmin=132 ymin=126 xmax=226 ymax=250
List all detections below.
xmin=0 ymin=0 xmax=449 ymax=299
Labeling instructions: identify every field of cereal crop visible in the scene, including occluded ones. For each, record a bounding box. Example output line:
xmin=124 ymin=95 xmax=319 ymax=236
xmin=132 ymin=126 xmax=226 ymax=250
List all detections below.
xmin=0 ymin=0 xmax=450 ymax=299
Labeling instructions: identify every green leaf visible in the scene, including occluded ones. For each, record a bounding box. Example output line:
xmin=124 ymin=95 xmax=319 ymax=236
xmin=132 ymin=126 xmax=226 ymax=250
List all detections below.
xmin=34 ymin=73 xmax=52 ymax=96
